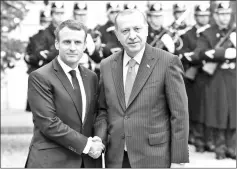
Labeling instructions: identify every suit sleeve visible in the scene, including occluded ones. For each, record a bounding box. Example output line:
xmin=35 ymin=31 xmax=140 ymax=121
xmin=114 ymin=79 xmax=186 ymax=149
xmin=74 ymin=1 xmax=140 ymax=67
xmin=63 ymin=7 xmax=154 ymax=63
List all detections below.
xmin=93 ymin=61 xmax=108 ymax=145
xmin=165 ymin=56 xmax=189 ymax=163
xmin=28 ymin=71 xmax=88 ymax=155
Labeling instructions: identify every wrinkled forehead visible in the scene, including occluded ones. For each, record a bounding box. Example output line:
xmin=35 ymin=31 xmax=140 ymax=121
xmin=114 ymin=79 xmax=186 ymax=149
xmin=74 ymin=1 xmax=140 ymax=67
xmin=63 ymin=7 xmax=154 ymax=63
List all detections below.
xmin=117 ymin=12 xmax=147 ymax=28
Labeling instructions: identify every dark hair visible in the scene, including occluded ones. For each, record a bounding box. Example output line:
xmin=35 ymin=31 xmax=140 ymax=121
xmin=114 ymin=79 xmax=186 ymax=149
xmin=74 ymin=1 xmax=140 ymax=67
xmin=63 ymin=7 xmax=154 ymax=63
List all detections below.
xmin=54 ymin=19 xmax=88 ymax=41
xmin=114 ymin=9 xmax=148 ymax=30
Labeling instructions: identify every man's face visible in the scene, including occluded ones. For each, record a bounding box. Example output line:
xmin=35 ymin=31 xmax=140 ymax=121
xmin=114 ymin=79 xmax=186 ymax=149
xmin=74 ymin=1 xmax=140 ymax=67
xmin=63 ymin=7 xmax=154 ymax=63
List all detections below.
xmin=108 ymin=11 xmax=119 ymax=23
xmin=115 ymin=12 xmax=148 ymax=57
xmin=195 ymin=15 xmax=210 ymax=26
xmin=52 ymin=11 xmax=65 ymax=26
xmin=148 ymin=15 xmax=164 ymax=30
xmin=174 ymin=11 xmax=184 ymax=20
xmin=55 ymin=27 xmax=87 ymax=68
xmin=74 ymin=14 xmax=87 ymax=25
xmin=216 ymin=13 xmax=231 ymax=27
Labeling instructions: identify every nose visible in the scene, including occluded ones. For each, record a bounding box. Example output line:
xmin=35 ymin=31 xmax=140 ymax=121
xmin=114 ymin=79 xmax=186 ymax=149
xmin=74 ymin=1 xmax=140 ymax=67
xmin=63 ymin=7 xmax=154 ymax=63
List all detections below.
xmin=69 ymin=43 xmax=76 ymax=51
xmin=128 ymin=30 xmax=136 ymax=40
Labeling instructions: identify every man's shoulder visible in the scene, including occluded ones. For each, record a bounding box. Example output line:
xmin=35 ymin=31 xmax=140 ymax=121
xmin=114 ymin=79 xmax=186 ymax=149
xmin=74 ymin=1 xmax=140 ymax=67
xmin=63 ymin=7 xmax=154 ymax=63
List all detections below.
xmin=101 ymin=52 xmax=119 ymax=65
xmin=30 ymin=62 xmax=53 ymax=77
xmin=149 ymin=45 xmax=175 ymax=61
xmin=80 ymin=65 xmax=98 ymax=80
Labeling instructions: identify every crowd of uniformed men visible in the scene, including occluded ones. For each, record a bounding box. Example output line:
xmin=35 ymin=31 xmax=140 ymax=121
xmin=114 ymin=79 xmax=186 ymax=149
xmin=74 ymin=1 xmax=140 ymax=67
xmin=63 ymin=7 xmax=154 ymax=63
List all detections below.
xmin=24 ymin=1 xmax=236 ymax=160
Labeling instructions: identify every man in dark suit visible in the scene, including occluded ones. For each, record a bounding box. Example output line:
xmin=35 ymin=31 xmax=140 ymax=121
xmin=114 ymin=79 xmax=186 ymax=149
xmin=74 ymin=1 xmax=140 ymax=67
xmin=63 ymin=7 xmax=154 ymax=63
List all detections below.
xmin=25 ymin=20 xmax=105 ymax=168
xmin=95 ymin=9 xmax=189 ymax=168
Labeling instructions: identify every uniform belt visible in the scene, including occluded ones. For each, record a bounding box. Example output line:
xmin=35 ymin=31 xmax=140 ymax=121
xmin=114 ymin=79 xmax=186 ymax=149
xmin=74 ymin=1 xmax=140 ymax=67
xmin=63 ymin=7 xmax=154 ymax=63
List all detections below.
xmin=220 ymin=62 xmax=236 ymax=69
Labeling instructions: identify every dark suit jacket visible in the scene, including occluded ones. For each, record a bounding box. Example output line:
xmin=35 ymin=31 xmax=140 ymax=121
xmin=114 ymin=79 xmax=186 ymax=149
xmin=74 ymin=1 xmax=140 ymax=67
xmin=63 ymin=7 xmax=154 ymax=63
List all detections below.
xmin=25 ymin=57 xmax=102 ymax=168
xmin=95 ymin=44 xmax=189 ymax=168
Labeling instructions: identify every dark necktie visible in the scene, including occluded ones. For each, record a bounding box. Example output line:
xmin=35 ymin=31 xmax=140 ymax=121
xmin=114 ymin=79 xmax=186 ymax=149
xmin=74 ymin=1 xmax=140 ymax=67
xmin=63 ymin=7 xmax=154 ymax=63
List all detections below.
xmin=69 ymin=70 xmax=82 ymax=116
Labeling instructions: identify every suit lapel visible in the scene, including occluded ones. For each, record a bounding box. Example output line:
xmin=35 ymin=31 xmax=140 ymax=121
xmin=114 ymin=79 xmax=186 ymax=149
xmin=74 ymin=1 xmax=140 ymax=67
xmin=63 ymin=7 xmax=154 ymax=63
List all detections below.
xmin=111 ymin=51 xmax=126 ymax=111
xmin=78 ymin=65 xmax=90 ymax=125
xmin=53 ymin=58 xmax=82 ymax=121
xmin=127 ymin=44 xmax=160 ymax=108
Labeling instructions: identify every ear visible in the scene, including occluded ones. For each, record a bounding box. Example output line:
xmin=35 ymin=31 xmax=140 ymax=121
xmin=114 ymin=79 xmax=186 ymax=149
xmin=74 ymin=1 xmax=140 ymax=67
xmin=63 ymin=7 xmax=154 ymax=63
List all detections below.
xmin=55 ymin=40 xmax=59 ymax=50
xmin=83 ymin=41 xmax=87 ymax=52
xmin=114 ymin=29 xmax=120 ymax=41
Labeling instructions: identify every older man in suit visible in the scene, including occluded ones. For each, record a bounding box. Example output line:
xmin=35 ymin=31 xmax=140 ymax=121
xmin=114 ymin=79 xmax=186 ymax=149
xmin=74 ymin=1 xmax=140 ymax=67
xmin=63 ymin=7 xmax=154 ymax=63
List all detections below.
xmin=25 ymin=20 xmax=105 ymax=168
xmin=95 ymin=9 xmax=189 ymax=168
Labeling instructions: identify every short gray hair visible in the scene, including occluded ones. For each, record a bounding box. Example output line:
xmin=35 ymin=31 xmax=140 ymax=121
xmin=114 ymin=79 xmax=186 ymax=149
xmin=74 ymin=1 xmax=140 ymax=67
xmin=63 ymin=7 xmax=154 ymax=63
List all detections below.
xmin=114 ymin=9 xmax=148 ymax=30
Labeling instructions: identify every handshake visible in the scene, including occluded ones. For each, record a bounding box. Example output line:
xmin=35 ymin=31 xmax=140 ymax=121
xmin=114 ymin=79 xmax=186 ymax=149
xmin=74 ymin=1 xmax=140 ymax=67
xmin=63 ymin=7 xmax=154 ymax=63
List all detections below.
xmin=88 ymin=136 xmax=105 ymax=159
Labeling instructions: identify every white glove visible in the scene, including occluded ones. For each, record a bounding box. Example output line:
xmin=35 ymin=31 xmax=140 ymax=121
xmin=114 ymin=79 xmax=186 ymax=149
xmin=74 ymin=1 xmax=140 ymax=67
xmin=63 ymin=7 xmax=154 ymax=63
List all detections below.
xmin=225 ymin=48 xmax=236 ymax=59
xmin=184 ymin=52 xmax=194 ymax=61
xmin=86 ymin=34 xmax=96 ymax=55
xmin=161 ymin=34 xmax=175 ymax=53
xmin=230 ymin=32 xmax=236 ymax=47
xmin=205 ymin=50 xmax=215 ymax=59
xmin=39 ymin=50 xmax=49 ymax=59
xmin=110 ymin=47 xmax=122 ymax=54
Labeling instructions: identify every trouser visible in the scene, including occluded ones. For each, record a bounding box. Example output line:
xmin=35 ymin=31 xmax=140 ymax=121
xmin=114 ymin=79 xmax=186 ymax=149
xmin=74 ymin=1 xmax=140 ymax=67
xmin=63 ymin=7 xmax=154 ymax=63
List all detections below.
xmin=188 ymin=120 xmax=195 ymax=144
xmin=214 ymin=128 xmax=236 ymax=155
xmin=193 ymin=122 xmax=215 ymax=149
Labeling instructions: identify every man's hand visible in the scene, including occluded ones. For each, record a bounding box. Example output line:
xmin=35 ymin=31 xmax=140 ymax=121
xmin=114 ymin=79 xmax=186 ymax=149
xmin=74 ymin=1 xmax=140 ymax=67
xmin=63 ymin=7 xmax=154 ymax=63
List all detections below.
xmin=88 ymin=136 xmax=104 ymax=159
xmin=39 ymin=50 xmax=49 ymax=59
xmin=171 ymin=163 xmax=185 ymax=168
xmin=225 ymin=48 xmax=236 ymax=59
xmin=184 ymin=52 xmax=194 ymax=61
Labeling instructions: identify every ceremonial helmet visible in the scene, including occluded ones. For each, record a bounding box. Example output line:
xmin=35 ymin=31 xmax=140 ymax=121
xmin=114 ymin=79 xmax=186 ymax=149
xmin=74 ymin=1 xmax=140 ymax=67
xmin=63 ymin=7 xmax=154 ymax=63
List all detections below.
xmin=106 ymin=2 xmax=121 ymax=14
xmin=147 ymin=2 xmax=163 ymax=16
xmin=124 ymin=2 xmax=137 ymax=10
xmin=40 ymin=9 xmax=52 ymax=23
xmin=73 ymin=2 xmax=87 ymax=15
xmin=51 ymin=2 xmax=64 ymax=14
xmin=194 ymin=3 xmax=211 ymax=16
xmin=214 ymin=1 xmax=232 ymax=14
xmin=173 ymin=3 xmax=186 ymax=13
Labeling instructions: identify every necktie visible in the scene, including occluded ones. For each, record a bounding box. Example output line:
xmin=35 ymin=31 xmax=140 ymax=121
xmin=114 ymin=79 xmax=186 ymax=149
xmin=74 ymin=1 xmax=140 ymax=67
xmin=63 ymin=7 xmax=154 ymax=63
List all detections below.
xmin=69 ymin=70 xmax=82 ymax=116
xmin=125 ymin=58 xmax=137 ymax=106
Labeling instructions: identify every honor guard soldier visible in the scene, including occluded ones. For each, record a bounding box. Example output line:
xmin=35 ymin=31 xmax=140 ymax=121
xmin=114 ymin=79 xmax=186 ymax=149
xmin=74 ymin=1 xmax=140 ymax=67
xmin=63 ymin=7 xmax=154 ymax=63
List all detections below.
xmin=146 ymin=2 xmax=175 ymax=53
xmin=32 ymin=2 xmax=65 ymax=68
xmin=24 ymin=2 xmax=64 ymax=112
xmin=73 ymin=2 xmax=98 ymax=71
xmin=170 ymin=3 xmax=192 ymax=55
xmin=39 ymin=8 xmax=52 ymax=29
xmin=190 ymin=1 xmax=236 ymax=160
xmin=179 ymin=3 xmax=214 ymax=153
xmin=173 ymin=3 xmax=187 ymax=31
xmin=97 ymin=2 xmax=122 ymax=57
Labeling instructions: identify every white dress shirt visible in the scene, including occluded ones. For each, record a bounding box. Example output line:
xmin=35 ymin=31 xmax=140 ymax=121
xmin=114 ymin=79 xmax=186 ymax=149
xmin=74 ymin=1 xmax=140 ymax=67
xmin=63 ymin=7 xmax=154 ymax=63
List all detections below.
xmin=122 ymin=46 xmax=145 ymax=151
xmin=57 ymin=57 xmax=92 ymax=154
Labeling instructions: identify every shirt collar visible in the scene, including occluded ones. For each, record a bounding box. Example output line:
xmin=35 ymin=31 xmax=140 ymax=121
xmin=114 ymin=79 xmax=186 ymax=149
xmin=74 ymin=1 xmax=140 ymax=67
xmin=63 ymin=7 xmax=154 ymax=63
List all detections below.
xmin=57 ymin=56 xmax=80 ymax=75
xmin=123 ymin=45 xmax=146 ymax=67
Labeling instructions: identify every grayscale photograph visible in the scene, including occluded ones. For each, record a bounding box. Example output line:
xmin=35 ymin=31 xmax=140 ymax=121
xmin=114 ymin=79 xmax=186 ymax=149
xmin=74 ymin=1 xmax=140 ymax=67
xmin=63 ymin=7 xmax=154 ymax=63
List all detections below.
xmin=1 ymin=0 xmax=236 ymax=168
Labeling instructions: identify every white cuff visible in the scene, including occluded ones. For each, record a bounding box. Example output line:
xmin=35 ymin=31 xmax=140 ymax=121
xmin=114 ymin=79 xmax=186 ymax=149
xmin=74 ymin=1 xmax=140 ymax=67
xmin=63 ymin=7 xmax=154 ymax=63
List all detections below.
xmin=83 ymin=137 xmax=93 ymax=154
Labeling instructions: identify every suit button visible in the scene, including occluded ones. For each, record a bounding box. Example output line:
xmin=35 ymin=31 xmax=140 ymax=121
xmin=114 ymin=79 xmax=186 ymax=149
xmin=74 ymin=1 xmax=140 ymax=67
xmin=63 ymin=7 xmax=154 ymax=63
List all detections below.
xmin=124 ymin=116 xmax=129 ymax=120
